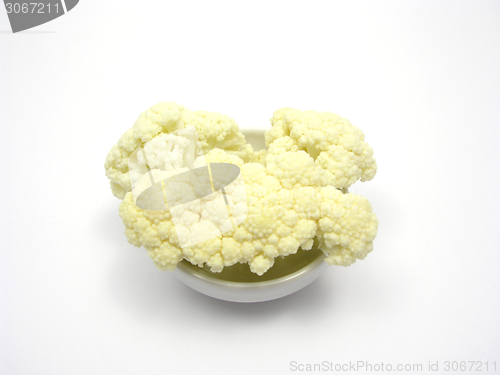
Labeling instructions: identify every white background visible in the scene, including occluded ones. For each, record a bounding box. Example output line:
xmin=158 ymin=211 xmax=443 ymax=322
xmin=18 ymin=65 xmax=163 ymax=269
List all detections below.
xmin=1 ymin=1 xmax=499 ymax=374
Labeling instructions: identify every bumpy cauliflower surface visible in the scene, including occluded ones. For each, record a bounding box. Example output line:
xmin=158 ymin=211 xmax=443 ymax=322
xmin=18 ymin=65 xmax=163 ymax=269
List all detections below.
xmin=265 ymin=108 xmax=377 ymax=189
xmin=105 ymin=102 xmax=254 ymax=200
xmin=105 ymin=103 xmax=379 ymax=275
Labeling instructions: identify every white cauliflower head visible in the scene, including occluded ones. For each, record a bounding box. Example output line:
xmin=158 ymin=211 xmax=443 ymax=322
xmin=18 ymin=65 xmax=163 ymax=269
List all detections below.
xmin=107 ymin=103 xmax=379 ymax=276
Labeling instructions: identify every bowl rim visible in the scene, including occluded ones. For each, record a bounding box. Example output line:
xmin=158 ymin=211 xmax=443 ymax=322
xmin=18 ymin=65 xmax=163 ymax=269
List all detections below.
xmin=176 ymin=251 xmax=327 ymax=289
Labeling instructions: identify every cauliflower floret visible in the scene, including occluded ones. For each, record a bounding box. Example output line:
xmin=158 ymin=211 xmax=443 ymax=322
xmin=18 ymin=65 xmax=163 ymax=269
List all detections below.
xmin=265 ymin=108 xmax=377 ymax=189
xmin=249 ymin=149 xmax=268 ymax=165
xmin=266 ymin=151 xmax=328 ymax=189
xmin=315 ymin=145 xmax=364 ymax=188
xmin=205 ymin=147 xmax=245 ymax=167
xmin=250 ymin=255 xmax=275 ymax=276
xmin=315 ymin=186 xmax=378 ymax=266
xmin=105 ymin=102 xmax=258 ymax=199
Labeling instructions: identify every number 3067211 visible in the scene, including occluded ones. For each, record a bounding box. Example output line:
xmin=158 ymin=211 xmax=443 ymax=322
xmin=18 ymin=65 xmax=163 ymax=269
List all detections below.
xmin=5 ymin=2 xmax=61 ymax=14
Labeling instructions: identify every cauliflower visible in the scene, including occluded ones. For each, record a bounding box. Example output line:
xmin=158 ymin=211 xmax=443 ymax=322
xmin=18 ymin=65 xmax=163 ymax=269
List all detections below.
xmin=265 ymin=108 xmax=377 ymax=189
xmin=106 ymin=103 xmax=379 ymax=275
xmin=104 ymin=102 xmax=256 ymax=199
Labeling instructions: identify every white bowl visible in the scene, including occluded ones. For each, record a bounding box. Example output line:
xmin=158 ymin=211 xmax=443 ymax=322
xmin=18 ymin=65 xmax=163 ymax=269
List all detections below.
xmin=173 ymin=129 xmax=328 ymax=303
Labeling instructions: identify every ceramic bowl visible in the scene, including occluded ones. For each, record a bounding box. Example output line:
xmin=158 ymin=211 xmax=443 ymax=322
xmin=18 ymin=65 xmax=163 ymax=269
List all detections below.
xmin=173 ymin=129 xmax=328 ymax=302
